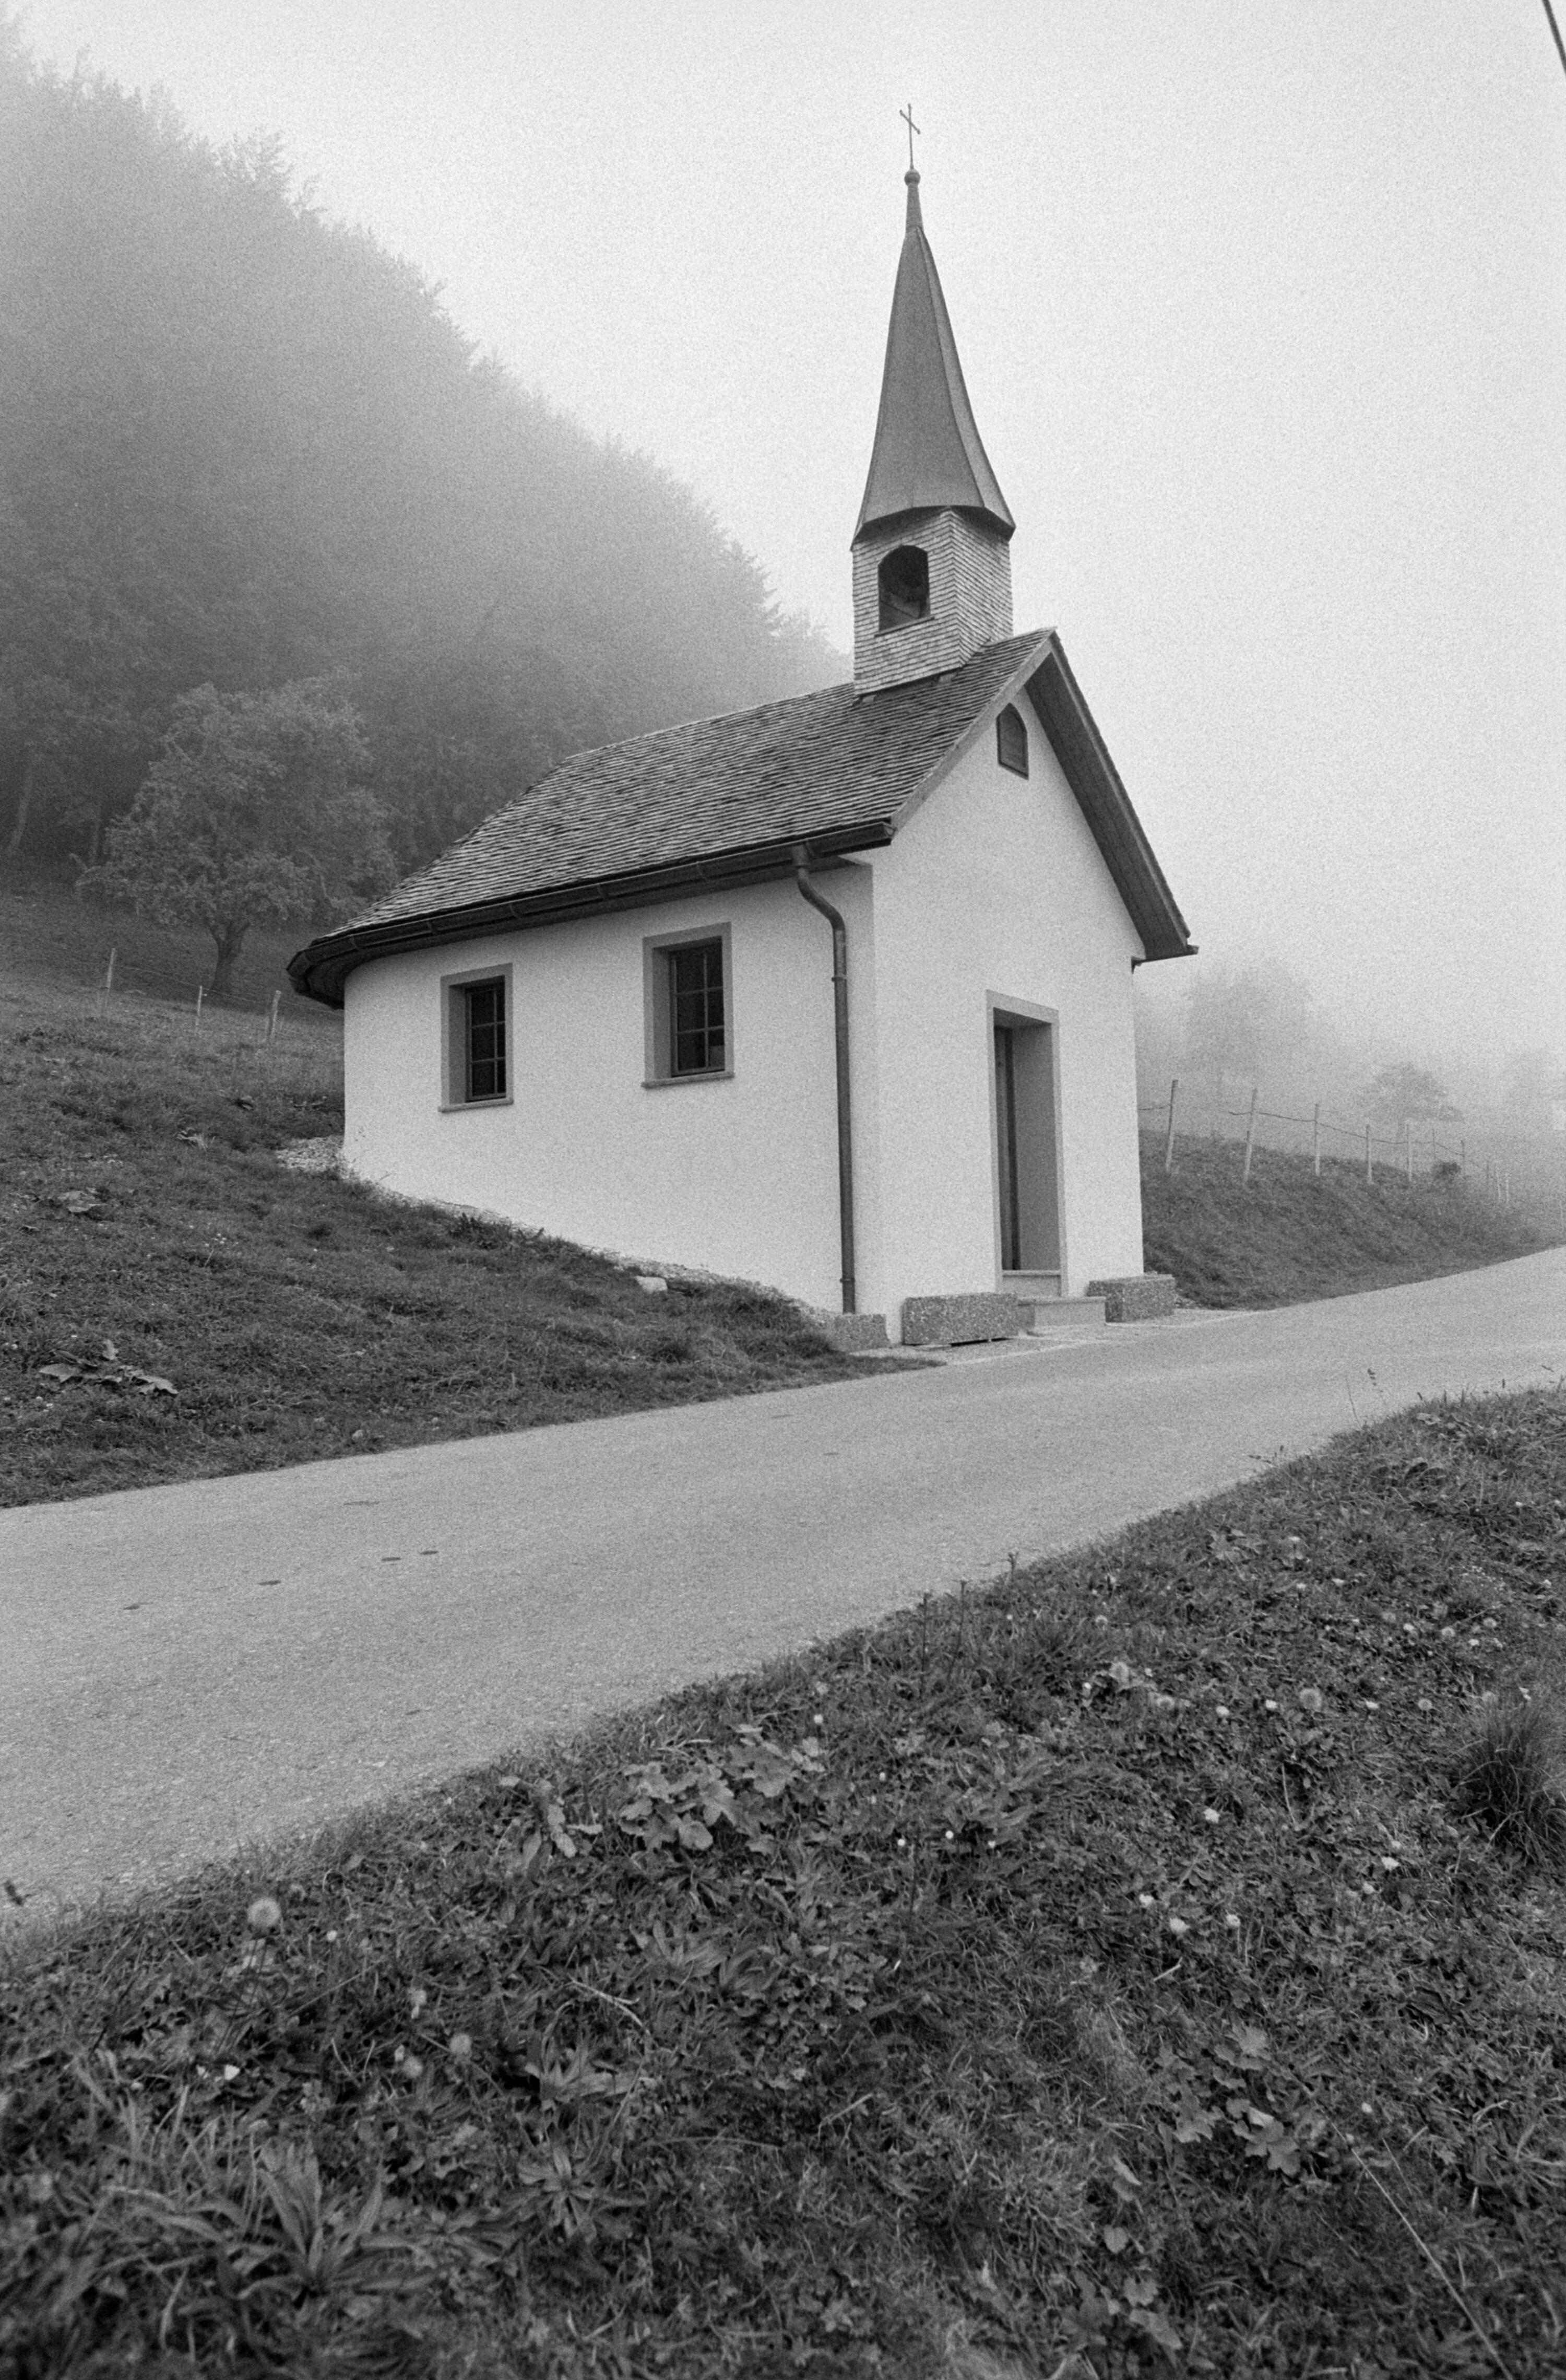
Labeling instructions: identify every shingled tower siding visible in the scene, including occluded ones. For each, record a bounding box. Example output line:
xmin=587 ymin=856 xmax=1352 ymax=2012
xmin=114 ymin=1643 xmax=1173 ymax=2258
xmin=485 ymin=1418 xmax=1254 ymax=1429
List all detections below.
xmin=852 ymin=510 xmax=1013 ymax=694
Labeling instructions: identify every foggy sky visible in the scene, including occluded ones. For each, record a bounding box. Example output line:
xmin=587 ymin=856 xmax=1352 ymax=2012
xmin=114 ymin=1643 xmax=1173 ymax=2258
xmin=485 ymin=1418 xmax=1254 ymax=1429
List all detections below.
xmin=17 ymin=0 xmax=1566 ymax=1077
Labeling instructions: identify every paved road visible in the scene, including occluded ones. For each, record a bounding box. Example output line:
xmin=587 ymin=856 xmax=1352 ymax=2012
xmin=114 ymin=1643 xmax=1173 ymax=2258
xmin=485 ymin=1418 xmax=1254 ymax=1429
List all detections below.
xmin=4 ymin=1251 xmax=1563 ymax=1926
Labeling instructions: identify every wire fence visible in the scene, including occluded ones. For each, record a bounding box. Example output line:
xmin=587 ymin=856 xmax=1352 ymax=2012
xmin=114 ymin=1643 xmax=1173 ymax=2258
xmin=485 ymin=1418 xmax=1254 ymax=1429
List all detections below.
xmin=1140 ymin=1075 xmax=1566 ymax=1235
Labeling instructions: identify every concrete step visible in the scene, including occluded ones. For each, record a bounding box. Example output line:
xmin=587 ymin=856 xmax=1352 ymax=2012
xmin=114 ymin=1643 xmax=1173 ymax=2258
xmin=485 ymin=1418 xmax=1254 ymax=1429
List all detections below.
xmin=1022 ymin=1295 xmax=1106 ymax=1336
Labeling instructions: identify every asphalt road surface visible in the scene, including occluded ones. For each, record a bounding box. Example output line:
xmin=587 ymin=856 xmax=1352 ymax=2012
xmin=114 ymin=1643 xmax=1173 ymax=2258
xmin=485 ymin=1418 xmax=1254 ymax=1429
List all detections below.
xmin=4 ymin=1250 xmax=1563 ymax=1928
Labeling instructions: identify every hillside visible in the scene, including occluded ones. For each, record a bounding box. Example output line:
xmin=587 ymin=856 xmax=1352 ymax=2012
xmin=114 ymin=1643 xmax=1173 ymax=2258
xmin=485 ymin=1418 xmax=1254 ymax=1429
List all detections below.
xmin=1143 ymin=1133 xmax=1553 ymax=1309
xmin=0 ymin=19 xmax=842 ymax=881
xmin=0 ymin=879 xmax=894 ymax=1510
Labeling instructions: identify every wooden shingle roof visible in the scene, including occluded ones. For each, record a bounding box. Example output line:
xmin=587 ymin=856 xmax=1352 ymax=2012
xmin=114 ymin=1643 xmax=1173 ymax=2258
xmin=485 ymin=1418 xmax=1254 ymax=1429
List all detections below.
xmin=290 ymin=630 xmax=1192 ymax=1004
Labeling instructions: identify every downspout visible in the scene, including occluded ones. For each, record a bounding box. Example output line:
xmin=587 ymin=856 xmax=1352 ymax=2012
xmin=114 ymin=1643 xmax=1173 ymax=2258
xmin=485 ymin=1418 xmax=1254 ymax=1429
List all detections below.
xmin=792 ymin=843 xmax=856 ymax=1314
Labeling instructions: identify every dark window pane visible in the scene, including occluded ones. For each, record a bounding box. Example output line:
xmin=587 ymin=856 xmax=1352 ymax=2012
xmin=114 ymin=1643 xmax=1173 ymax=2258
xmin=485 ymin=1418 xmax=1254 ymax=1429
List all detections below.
xmin=465 ymin=979 xmax=506 ymax=1100
xmin=996 ymin=704 xmax=1029 ymax=777
xmin=879 ymin=543 xmax=931 ymax=632
xmin=669 ymin=940 xmax=725 ymax=1074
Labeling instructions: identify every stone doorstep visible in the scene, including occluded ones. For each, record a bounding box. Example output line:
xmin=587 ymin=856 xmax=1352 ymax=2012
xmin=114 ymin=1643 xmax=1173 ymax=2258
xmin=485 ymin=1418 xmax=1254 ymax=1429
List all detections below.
xmin=902 ymin=1280 xmax=1183 ymax=1347
xmin=1020 ymin=1296 xmax=1107 ymax=1335
xmin=1085 ymin=1272 xmax=1179 ymax=1324
xmin=809 ymin=1310 xmax=892 ymax=1354
xmin=901 ymin=1291 xmax=1026 ymax=1349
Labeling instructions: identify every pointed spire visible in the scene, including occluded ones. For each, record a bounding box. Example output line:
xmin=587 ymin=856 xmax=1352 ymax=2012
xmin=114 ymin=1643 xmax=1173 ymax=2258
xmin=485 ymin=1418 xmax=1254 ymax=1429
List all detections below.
xmin=854 ymin=168 xmax=1014 ymax=544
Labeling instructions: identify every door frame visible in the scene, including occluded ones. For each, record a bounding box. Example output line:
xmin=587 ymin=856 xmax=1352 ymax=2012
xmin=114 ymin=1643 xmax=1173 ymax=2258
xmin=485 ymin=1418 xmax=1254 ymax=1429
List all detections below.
xmin=986 ymin=993 xmax=1067 ymax=1291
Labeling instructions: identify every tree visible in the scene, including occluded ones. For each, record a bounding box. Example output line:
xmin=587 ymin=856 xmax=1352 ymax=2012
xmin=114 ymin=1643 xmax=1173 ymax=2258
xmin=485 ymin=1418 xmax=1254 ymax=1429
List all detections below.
xmin=88 ymin=680 xmax=395 ymax=997
xmin=1181 ymin=961 xmax=1313 ymax=1104
xmin=1365 ymin=1063 xmax=1461 ymax=1144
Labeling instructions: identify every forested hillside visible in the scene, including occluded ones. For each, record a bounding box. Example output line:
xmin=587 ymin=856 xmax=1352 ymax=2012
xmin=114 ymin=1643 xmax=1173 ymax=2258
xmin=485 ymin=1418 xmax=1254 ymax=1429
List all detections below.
xmin=0 ymin=20 xmax=842 ymax=878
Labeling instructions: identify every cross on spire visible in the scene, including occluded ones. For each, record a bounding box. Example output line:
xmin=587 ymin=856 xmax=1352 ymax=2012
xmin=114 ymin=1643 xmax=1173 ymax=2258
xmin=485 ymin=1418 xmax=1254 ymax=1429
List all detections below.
xmin=900 ymin=103 xmax=920 ymax=173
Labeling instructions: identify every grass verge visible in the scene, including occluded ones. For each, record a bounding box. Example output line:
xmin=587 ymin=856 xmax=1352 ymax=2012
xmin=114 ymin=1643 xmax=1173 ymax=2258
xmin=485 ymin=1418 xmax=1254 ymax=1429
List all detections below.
xmin=4 ymin=1388 xmax=1565 ymax=2376
xmin=1142 ymin=1133 xmax=1554 ymax=1309
xmin=0 ymin=970 xmax=889 ymax=1509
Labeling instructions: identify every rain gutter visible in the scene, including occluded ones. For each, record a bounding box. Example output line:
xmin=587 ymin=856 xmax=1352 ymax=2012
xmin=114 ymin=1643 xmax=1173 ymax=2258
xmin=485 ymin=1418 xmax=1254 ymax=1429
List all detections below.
xmin=792 ymin=843 xmax=856 ymax=1316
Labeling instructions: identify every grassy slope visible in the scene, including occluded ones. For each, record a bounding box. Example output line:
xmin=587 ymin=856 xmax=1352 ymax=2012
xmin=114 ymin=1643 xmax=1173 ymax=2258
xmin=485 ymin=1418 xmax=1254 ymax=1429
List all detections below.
xmin=0 ymin=962 xmax=881 ymax=1511
xmin=2 ymin=865 xmax=328 ymax=1021
xmin=1142 ymin=1133 xmax=1552 ymax=1310
xmin=4 ymin=1389 xmax=1564 ymax=2377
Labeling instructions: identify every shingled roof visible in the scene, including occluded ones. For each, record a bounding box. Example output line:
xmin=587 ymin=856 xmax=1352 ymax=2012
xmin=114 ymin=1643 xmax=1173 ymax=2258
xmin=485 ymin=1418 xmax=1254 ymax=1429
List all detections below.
xmin=290 ymin=630 xmax=1192 ymax=1004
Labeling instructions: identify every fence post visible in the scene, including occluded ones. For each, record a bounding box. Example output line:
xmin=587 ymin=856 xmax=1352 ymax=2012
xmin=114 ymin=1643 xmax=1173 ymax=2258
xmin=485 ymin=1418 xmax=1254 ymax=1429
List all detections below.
xmin=1242 ymin=1087 xmax=1259 ymax=1185
xmin=104 ymin=946 xmax=116 ymax=995
xmin=1405 ymin=1121 xmax=1414 ymax=1185
xmin=1460 ymin=1138 xmax=1467 ymax=1180
xmin=1312 ymin=1103 xmax=1321 ymax=1177
xmin=266 ymin=989 xmax=281 ymax=1045
xmin=194 ymin=983 xmax=204 ymax=1032
xmin=1164 ymin=1078 xmax=1178 ymax=1174
xmin=1366 ymin=1125 xmax=1373 ymax=1186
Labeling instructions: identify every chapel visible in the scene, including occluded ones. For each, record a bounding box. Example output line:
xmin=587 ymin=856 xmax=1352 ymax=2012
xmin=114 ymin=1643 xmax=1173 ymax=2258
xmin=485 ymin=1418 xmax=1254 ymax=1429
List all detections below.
xmin=291 ymin=162 xmax=1194 ymax=1346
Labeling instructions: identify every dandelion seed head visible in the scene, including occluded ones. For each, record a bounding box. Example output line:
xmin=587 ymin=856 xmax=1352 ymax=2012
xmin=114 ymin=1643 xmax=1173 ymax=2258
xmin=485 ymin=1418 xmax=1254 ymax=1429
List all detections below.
xmin=245 ymin=1896 xmax=282 ymax=1936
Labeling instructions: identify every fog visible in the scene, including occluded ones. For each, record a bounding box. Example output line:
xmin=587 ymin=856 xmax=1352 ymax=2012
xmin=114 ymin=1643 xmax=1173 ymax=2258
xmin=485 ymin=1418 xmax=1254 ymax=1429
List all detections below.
xmin=19 ymin=0 xmax=1566 ymax=1100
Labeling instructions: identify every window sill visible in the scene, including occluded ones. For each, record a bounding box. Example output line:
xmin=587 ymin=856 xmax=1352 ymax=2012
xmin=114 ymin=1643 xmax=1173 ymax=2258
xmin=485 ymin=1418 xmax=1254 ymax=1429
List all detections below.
xmin=643 ymin=1069 xmax=735 ymax=1090
xmin=438 ymin=1095 xmax=514 ymax=1113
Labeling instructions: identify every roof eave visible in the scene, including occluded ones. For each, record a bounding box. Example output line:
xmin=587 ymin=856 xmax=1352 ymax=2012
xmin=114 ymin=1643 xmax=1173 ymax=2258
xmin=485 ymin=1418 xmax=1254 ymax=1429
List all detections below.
xmin=288 ymin=822 xmax=896 ymax=1008
xmin=1023 ymin=637 xmax=1195 ymax=964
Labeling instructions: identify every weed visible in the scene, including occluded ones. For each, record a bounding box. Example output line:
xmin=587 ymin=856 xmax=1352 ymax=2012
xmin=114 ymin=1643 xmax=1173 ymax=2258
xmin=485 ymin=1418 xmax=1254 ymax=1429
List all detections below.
xmin=1452 ymin=1691 xmax=1566 ymax=1871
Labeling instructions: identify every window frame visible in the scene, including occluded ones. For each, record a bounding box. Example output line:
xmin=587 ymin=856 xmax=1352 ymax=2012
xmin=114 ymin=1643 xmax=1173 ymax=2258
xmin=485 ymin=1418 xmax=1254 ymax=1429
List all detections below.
xmin=996 ymin=703 xmax=1030 ymax=777
xmin=643 ymin=924 xmax=734 ymax=1088
xmin=440 ymin=962 xmax=514 ymax=1111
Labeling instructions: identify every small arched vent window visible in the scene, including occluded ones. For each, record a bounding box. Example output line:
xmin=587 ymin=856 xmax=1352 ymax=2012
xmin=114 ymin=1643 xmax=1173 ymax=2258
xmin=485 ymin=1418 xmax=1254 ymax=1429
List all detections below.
xmin=996 ymin=704 xmax=1029 ymax=777
xmin=878 ymin=544 xmax=930 ymax=632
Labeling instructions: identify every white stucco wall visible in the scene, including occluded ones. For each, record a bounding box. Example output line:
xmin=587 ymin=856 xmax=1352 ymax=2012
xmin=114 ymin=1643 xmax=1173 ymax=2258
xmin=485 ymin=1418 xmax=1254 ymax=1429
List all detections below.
xmin=861 ymin=685 xmax=1146 ymax=1319
xmin=341 ymin=684 xmax=1152 ymax=1336
xmin=342 ymin=875 xmax=869 ymax=1312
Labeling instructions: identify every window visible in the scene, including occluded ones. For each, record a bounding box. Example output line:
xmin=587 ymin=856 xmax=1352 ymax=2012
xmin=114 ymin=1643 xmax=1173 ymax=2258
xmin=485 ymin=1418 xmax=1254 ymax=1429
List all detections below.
xmin=464 ymin=978 xmax=507 ymax=1099
xmin=441 ymin=965 xmax=512 ymax=1107
xmin=996 ymin=703 xmax=1029 ymax=777
xmin=878 ymin=543 xmax=931 ymax=632
xmin=644 ymin=927 xmax=732 ymax=1084
xmin=669 ymin=939 xmax=725 ymax=1074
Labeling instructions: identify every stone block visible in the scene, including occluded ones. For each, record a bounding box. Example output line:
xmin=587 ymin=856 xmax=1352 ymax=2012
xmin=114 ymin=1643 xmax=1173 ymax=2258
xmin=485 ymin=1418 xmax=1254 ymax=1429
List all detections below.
xmin=812 ymin=1310 xmax=891 ymax=1353
xmin=900 ymin=1292 xmax=1024 ymax=1347
xmin=1085 ymin=1273 xmax=1178 ymax=1323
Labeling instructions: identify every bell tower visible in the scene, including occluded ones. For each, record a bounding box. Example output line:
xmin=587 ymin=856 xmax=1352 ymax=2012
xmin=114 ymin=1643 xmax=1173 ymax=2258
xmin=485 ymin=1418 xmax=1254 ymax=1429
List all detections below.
xmin=852 ymin=163 xmax=1014 ymax=695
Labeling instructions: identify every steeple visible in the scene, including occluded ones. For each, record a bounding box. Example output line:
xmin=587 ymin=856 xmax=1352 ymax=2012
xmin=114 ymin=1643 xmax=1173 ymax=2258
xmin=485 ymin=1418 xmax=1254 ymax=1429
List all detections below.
xmin=855 ymin=170 xmax=1014 ymax=545
xmin=852 ymin=160 xmax=1015 ymax=694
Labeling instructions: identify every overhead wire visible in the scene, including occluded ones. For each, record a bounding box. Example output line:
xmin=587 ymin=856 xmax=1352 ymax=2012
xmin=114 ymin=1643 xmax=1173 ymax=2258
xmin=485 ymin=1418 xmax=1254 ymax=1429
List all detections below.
xmin=1542 ymin=0 xmax=1566 ymax=82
